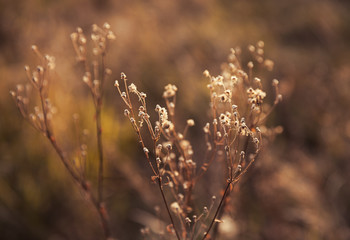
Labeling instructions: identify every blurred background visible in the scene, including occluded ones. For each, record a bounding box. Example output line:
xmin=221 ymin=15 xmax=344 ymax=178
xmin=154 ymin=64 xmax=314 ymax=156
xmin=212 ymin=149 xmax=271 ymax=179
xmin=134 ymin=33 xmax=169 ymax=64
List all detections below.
xmin=1 ymin=0 xmax=350 ymax=239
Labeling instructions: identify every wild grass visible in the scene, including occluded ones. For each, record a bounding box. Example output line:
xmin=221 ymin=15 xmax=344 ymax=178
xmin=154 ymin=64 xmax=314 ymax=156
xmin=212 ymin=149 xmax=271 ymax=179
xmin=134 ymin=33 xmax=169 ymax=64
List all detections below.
xmin=11 ymin=23 xmax=281 ymax=240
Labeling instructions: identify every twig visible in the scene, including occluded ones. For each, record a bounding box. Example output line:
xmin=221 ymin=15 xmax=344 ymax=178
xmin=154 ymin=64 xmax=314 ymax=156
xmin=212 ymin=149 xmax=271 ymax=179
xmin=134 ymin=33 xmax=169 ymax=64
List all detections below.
xmin=202 ymin=181 xmax=231 ymax=240
xmin=97 ymin=54 xmax=106 ymax=205
xmin=38 ymin=88 xmax=112 ymax=239
xmin=158 ymin=177 xmax=181 ymax=240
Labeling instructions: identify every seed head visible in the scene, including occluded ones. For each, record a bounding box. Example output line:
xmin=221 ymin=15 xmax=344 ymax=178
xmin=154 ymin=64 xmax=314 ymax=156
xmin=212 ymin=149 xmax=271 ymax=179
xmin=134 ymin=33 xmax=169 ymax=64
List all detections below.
xmin=264 ymin=59 xmax=274 ymax=71
xmin=187 ymin=119 xmax=195 ymax=126
xmin=124 ymin=109 xmax=130 ymax=117
xmin=128 ymin=83 xmax=137 ymax=93
xmin=103 ymin=22 xmax=111 ymax=29
xmin=163 ymin=84 xmax=178 ymax=98
xmin=70 ymin=32 xmax=78 ymax=41
xmin=105 ymin=68 xmax=112 ymax=75
xmin=203 ymin=123 xmax=210 ymax=133
xmin=257 ymin=40 xmax=264 ymax=48
xmin=257 ymin=48 xmax=264 ymax=55
xmin=277 ymin=94 xmax=283 ymax=102
xmin=231 ymin=76 xmax=238 ymax=85
xmin=203 ymin=206 xmax=208 ymax=214
xmin=83 ymin=75 xmax=90 ymax=84
xmin=248 ymin=44 xmax=255 ymax=52
xmin=247 ymin=61 xmax=254 ymax=69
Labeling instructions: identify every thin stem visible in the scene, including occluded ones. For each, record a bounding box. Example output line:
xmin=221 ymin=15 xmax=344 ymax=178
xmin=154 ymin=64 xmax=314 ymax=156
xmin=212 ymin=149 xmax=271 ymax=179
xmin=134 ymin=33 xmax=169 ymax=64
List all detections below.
xmin=38 ymin=89 xmax=112 ymax=239
xmin=158 ymin=178 xmax=181 ymax=240
xmin=38 ymin=88 xmax=80 ymax=183
xmin=89 ymin=192 xmax=112 ymax=239
xmin=96 ymin=103 xmax=104 ymax=203
xmin=202 ymin=182 xmax=231 ymax=240
xmin=97 ymin=53 xmax=105 ymax=204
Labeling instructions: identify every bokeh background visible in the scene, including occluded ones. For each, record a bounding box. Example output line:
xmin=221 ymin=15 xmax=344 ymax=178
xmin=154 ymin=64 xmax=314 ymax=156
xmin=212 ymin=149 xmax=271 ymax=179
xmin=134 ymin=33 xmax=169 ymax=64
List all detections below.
xmin=1 ymin=0 xmax=350 ymax=239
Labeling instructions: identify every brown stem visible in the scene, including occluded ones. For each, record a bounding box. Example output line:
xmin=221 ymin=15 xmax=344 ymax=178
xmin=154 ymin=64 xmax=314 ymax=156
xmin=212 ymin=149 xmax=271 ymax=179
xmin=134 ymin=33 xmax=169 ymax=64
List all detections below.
xmin=96 ymin=101 xmax=104 ymax=203
xmin=38 ymin=88 xmax=79 ymax=181
xmin=202 ymin=182 xmax=231 ymax=240
xmin=39 ymin=99 xmax=111 ymax=239
xmin=97 ymin=53 xmax=105 ymax=204
xmin=47 ymin=131 xmax=111 ymax=239
xmin=88 ymin=190 xmax=112 ymax=239
xmin=184 ymin=183 xmax=194 ymax=215
xmin=38 ymin=75 xmax=112 ymax=239
xmin=158 ymin=178 xmax=181 ymax=240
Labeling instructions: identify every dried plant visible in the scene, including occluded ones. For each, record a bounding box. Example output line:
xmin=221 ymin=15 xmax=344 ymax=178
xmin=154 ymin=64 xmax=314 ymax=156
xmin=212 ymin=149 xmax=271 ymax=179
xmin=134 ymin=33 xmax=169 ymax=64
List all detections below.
xmin=115 ymin=41 xmax=282 ymax=239
xmin=11 ymin=23 xmax=116 ymax=240
xmin=11 ymin=22 xmax=281 ymax=240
